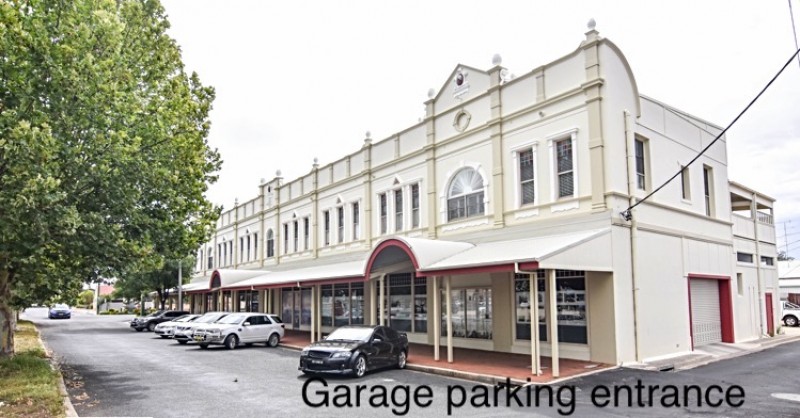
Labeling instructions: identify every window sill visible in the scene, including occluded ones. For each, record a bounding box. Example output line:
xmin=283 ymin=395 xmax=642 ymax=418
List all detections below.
xmin=440 ymin=216 xmax=490 ymax=233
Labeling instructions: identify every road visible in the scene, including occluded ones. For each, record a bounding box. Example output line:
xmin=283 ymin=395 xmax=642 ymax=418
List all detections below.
xmin=22 ymin=308 xmax=800 ymax=418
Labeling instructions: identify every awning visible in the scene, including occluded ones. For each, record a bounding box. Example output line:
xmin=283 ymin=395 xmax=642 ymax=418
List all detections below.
xmin=420 ymin=228 xmax=612 ymax=275
xmin=183 ymin=269 xmax=270 ymax=293
xmin=227 ymin=260 xmax=365 ymax=290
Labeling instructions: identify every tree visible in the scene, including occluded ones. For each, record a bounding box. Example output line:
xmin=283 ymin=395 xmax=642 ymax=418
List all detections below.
xmin=0 ymin=0 xmax=221 ymax=358
xmin=778 ymin=251 xmax=794 ymax=261
xmin=114 ymin=256 xmax=195 ymax=310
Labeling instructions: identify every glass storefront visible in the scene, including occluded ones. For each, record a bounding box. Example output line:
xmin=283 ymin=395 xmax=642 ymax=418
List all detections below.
xmin=378 ymin=274 xmax=427 ymax=333
xmin=238 ymin=290 xmax=259 ymax=312
xmin=440 ymin=288 xmax=492 ymax=339
xmin=514 ymin=270 xmax=587 ymax=344
xmin=320 ymin=282 xmax=365 ymax=328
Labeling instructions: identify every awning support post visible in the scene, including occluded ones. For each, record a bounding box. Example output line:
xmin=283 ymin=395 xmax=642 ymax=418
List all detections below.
xmin=548 ymin=269 xmax=560 ymax=377
xmin=446 ymin=276 xmax=453 ymax=363
xmin=433 ymin=276 xmax=440 ymax=361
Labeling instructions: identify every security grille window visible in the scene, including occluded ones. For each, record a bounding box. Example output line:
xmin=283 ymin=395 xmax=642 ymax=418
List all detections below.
xmin=293 ymin=221 xmax=299 ymax=252
xmin=411 ymin=184 xmax=420 ymax=228
xmin=323 ymin=210 xmax=331 ymax=246
xmin=519 ymin=149 xmax=535 ymax=205
xmin=266 ymin=229 xmax=274 ymax=258
xmin=377 ymin=274 xmax=426 ymax=333
xmin=681 ymin=166 xmax=691 ymax=200
xmin=283 ymin=223 xmax=289 ymax=254
xmin=556 ymin=139 xmax=574 ymax=198
xmin=379 ymin=193 xmax=388 ymax=234
xmin=737 ymin=252 xmax=754 ymax=263
xmin=337 ymin=206 xmax=344 ymax=243
xmin=447 ymin=168 xmax=485 ymax=221
xmin=440 ymin=287 xmax=492 ymax=339
xmin=394 ymin=189 xmax=403 ymax=231
xmin=703 ymin=166 xmax=713 ymax=216
xmin=352 ymin=202 xmax=360 ymax=240
xmin=761 ymin=256 xmax=774 ymax=266
xmin=303 ymin=217 xmax=309 ymax=250
xmin=635 ymin=139 xmax=646 ymax=190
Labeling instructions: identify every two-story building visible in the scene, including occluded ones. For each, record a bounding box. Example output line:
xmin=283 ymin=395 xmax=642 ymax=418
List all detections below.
xmin=179 ymin=22 xmax=779 ymax=374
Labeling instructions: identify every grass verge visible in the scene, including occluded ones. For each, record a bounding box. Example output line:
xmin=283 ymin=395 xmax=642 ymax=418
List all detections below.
xmin=0 ymin=320 xmax=64 ymax=418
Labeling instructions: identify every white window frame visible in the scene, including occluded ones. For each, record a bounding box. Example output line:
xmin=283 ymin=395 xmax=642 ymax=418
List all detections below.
xmin=511 ymin=141 xmax=539 ymax=208
xmin=547 ymin=128 xmax=579 ymax=202
xmin=352 ymin=201 xmax=361 ymax=240
xmin=440 ymin=163 xmax=488 ymax=223
xmin=394 ymin=188 xmax=404 ymax=232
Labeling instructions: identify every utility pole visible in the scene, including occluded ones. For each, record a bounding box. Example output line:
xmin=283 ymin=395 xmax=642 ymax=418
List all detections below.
xmin=178 ymin=260 xmax=183 ymax=311
xmin=784 ymin=220 xmax=791 ymax=258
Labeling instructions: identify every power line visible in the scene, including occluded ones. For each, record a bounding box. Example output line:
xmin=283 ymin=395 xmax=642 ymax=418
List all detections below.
xmin=622 ymin=46 xmax=800 ymax=218
xmin=789 ymin=0 xmax=800 ymax=69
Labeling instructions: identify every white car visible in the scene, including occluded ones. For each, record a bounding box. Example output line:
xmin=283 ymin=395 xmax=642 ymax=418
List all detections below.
xmin=173 ymin=312 xmax=230 ymax=345
xmin=782 ymin=301 xmax=800 ymax=327
xmin=192 ymin=313 xmax=284 ymax=350
xmin=154 ymin=314 xmax=200 ymax=338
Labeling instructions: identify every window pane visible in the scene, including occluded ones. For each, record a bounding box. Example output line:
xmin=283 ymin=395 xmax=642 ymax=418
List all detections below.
xmin=519 ymin=149 xmax=534 ymax=181
xmin=394 ymin=190 xmax=403 ymax=231
xmin=556 ymin=270 xmax=587 ymax=344
xmin=521 ymin=181 xmax=535 ymax=205
xmin=556 ymin=140 xmax=572 ymax=172
xmin=334 ymin=284 xmax=350 ymax=326
xmin=414 ymin=277 xmax=427 ymax=332
xmin=351 ymin=283 xmax=364 ymax=325
xmin=411 ymin=184 xmax=420 ymax=228
xmin=281 ymin=289 xmax=292 ymax=328
xmin=380 ymin=194 xmax=387 ymax=234
xmin=389 ymin=274 xmax=412 ymax=332
xmin=558 ymin=171 xmax=574 ymax=198
xmin=465 ymin=288 xmax=492 ymax=339
xmin=337 ymin=207 xmax=344 ymax=243
xmin=321 ymin=285 xmax=333 ymax=327
xmin=301 ymin=288 xmax=312 ymax=326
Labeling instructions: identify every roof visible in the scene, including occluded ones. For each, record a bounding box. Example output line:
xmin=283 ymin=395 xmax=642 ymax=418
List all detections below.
xmin=779 ymin=261 xmax=800 ymax=279
xmin=230 ymin=260 xmax=365 ymax=290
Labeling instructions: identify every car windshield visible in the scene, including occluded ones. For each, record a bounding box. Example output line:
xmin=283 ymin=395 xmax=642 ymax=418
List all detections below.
xmin=53 ymin=304 xmax=69 ymax=309
xmin=786 ymin=302 xmax=800 ymax=309
xmin=149 ymin=310 xmax=165 ymax=317
xmin=196 ymin=314 xmax=226 ymax=323
xmin=174 ymin=315 xmax=196 ymax=322
xmin=216 ymin=314 xmax=246 ymax=325
xmin=325 ymin=327 xmax=373 ymax=342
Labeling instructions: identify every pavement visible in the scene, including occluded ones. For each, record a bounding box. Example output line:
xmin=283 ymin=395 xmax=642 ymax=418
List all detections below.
xmin=629 ymin=327 xmax=800 ymax=372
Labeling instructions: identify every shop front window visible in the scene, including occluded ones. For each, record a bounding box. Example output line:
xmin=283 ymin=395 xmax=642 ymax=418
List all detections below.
xmin=515 ymin=272 xmax=546 ymax=341
xmin=555 ymin=270 xmax=587 ymax=344
xmin=321 ymin=285 xmax=333 ymax=327
xmin=301 ymin=288 xmax=312 ymax=326
xmin=281 ymin=289 xmax=293 ymax=328
xmin=441 ymin=288 xmax=492 ymax=339
xmin=414 ymin=277 xmax=427 ymax=332
xmin=351 ymin=283 xmax=364 ymax=325
xmin=389 ymin=274 xmax=412 ymax=332
xmin=334 ymin=284 xmax=350 ymax=326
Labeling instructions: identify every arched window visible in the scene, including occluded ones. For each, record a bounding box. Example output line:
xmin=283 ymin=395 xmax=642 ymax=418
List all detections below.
xmin=447 ymin=168 xmax=485 ymax=221
xmin=266 ymin=229 xmax=275 ymax=258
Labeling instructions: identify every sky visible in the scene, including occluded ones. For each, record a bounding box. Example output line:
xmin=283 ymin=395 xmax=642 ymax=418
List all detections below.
xmin=159 ymin=0 xmax=800 ymax=257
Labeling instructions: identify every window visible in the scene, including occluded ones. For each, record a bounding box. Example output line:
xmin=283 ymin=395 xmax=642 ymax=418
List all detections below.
xmin=240 ymin=237 xmax=244 ymax=262
xmin=519 ymin=148 xmax=535 ymax=205
xmin=266 ymin=229 xmax=274 ymax=258
xmin=394 ymin=189 xmax=403 ymax=231
xmin=246 ymin=235 xmax=251 ymax=261
xmin=737 ymin=273 xmax=743 ymax=296
xmin=222 ymin=243 xmax=227 ymax=266
xmin=513 ymin=270 xmax=587 ymax=343
xmin=293 ymin=221 xmax=299 ymax=252
xmin=635 ymin=139 xmax=646 ymax=190
xmin=320 ymin=283 xmax=364 ymax=327
xmin=253 ymin=233 xmax=258 ymax=260
xmin=228 ymin=242 xmax=233 ymax=265
xmin=737 ymin=252 xmax=754 ymax=263
xmin=411 ymin=184 xmax=420 ymax=228
xmin=556 ymin=139 xmax=574 ymax=198
xmin=514 ymin=272 xmax=545 ymax=341
xmin=440 ymin=287 xmax=492 ymax=339
xmin=377 ymin=275 xmax=426 ymax=333
xmin=352 ymin=202 xmax=360 ymax=240
xmin=207 ymin=247 xmax=213 ymax=269
xmin=447 ymin=168 xmax=485 ymax=221
xmin=323 ymin=210 xmax=331 ymax=246
xmin=238 ymin=290 xmax=258 ymax=312
xmin=379 ymin=193 xmax=388 ymax=234
xmin=283 ymin=224 xmax=289 ymax=254
xmin=761 ymin=256 xmax=774 ymax=266
xmin=337 ymin=206 xmax=344 ymax=243
xmin=703 ymin=165 xmax=714 ymax=216
xmin=303 ymin=217 xmax=310 ymax=250
xmin=681 ymin=166 xmax=691 ymax=200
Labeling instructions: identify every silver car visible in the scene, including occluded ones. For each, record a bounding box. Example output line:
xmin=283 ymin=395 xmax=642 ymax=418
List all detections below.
xmin=154 ymin=314 xmax=200 ymax=338
xmin=193 ymin=313 xmax=284 ymax=350
xmin=173 ymin=312 xmax=230 ymax=345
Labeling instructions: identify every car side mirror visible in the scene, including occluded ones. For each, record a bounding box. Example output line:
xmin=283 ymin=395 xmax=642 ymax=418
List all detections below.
xmin=243 ymin=322 xmax=250 ymax=326
xmin=373 ymin=337 xmax=382 ymax=343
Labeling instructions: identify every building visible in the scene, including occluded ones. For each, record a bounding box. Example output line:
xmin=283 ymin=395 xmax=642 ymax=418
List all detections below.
xmin=180 ymin=23 xmax=780 ymax=374
xmin=779 ymin=260 xmax=800 ymax=305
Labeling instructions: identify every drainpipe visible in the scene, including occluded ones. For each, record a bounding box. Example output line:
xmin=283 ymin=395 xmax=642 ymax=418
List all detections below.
xmin=623 ymin=110 xmax=642 ymax=361
xmin=752 ymin=193 xmax=766 ymax=336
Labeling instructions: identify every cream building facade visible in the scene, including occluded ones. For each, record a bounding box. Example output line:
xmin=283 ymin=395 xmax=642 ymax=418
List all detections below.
xmin=180 ymin=25 xmax=779 ymax=373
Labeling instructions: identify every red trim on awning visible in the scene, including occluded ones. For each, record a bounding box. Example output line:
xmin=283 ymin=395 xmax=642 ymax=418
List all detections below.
xmin=417 ymin=263 xmax=517 ymax=277
xmin=364 ymin=239 xmax=421 ymax=278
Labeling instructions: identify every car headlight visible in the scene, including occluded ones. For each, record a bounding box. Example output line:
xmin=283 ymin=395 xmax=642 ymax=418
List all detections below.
xmin=331 ymin=351 xmax=352 ymax=359
xmin=208 ymin=330 xmax=221 ymax=336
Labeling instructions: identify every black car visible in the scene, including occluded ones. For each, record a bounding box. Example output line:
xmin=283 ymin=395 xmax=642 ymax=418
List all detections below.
xmin=130 ymin=310 xmax=189 ymax=332
xmin=298 ymin=325 xmax=408 ymax=377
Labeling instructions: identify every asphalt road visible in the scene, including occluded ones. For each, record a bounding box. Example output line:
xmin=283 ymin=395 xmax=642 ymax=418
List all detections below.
xmin=22 ymin=308 xmax=800 ymax=418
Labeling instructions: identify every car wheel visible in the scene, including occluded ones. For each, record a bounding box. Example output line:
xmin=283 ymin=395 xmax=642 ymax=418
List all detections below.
xmin=135 ymin=328 xmax=143 ymax=332
xmin=353 ymin=355 xmax=367 ymax=378
xmin=785 ymin=316 xmax=799 ymax=327
xmin=224 ymin=334 xmax=238 ymax=350
xmin=147 ymin=323 xmax=156 ymax=332
xmin=397 ymin=351 xmax=407 ymax=369
xmin=267 ymin=333 xmax=279 ymax=348
xmin=177 ymin=340 xmax=188 ymax=345
xmin=199 ymin=343 xmax=209 ymax=349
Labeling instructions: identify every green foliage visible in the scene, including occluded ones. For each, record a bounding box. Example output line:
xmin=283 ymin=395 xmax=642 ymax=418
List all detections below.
xmin=0 ymin=0 xmax=221 ymax=356
xmin=77 ymin=289 xmax=94 ymax=307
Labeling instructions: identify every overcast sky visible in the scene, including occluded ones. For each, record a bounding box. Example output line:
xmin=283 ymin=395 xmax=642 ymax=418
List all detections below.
xmin=160 ymin=0 xmax=800 ymax=257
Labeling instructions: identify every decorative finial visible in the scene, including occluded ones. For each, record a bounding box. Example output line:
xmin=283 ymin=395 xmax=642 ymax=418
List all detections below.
xmin=492 ymin=53 xmax=502 ymax=66
xmin=587 ymin=18 xmax=596 ymax=31
xmin=313 ymin=157 xmax=318 ymax=165
xmin=427 ymin=88 xmax=435 ymax=99
xmin=234 ymin=198 xmax=239 ymax=206
xmin=276 ymin=169 xmax=282 ymax=177
xmin=365 ymin=131 xmax=371 ymax=139
xmin=260 ymin=178 xmax=266 ymax=185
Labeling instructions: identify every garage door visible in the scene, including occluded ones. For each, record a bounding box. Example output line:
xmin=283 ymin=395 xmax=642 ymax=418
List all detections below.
xmin=690 ymin=279 xmax=722 ymax=346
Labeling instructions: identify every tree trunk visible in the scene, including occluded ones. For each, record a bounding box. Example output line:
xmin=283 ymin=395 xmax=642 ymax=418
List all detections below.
xmin=0 ymin=270 xmax=16 ymax=359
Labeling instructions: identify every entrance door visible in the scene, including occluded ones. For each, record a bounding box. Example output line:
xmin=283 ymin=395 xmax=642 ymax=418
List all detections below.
xmin=690 ymin=279 xmax=722 ymax=346
xmin=765 ymin=293 xmax=774 ymax=336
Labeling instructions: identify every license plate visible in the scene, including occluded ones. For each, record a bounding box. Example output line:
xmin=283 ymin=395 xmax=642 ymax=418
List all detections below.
xmin=193 ymin=336 xmax=203 ymax=341
xmin=311 ymin=359 xmax=323 ymax=365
